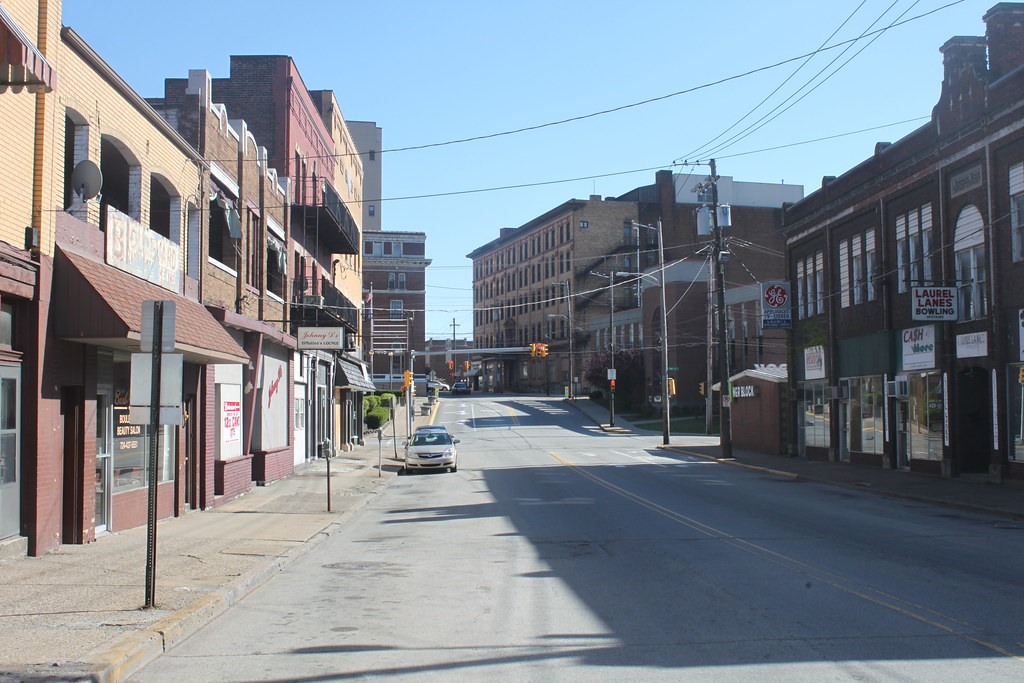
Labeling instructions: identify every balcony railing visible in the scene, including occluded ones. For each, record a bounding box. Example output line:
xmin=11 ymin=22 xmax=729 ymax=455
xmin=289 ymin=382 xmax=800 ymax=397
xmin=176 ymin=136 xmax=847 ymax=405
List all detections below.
xmin=291 ymin=276 xmax=359 ymax=332
xmin=291 ymin=177 xmax=359 ymax=255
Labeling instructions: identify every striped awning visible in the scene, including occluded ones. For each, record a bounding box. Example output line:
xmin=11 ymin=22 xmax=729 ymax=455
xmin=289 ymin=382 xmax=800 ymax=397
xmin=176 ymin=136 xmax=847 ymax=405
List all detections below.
xmin=0 ymin=4 xmax=55 ymax=93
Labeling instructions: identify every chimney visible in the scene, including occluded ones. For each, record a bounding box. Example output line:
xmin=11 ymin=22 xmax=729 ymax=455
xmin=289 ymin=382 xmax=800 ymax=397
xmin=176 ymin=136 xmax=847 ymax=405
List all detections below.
xmin=984 ymin=3 xmax=1024 ymax=80
xmin=934 ymin=36 xmax=988 ymax=133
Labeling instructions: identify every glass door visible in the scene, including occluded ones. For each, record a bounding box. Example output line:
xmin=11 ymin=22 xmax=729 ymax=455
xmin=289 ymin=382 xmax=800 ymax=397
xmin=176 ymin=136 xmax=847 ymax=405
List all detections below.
xmin=0 ymin=365 xmax=20 ymax=539
xmin=95 ymin=391 xmax=112 ymax=533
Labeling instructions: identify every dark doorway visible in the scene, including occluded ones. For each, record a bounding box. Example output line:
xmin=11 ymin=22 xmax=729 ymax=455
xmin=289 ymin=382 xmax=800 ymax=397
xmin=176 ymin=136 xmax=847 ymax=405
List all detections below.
xmin=956 ymin=367 xmax=991 ymax=474
xmin=60 ymin=387 xmax=85 ymax=544
xmin=183 ymin=394 xmax=198 ymax=510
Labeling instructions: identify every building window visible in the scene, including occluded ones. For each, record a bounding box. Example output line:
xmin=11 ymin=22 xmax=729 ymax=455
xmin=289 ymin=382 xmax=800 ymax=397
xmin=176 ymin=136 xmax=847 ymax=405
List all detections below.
xmin=247 ymin=211 xmax=262 ymax=290
xmin=209 ymin=192 xmax=240 ymax=267
xmin=895 ymin=204 xmax=934 ymax=293
xmin=908 ymin=372 xmax=943 ymax=461
xmin=389 ymin=300 xmax=404 ymax=320
xmin=1010 ymin=163 xmax=1024 ymax=261
xmin=796 ymin=251 xmax=824 ymax=319
xmin=266 ymin=234 xmax=286 ymax=297
xmin=368 ymin=205 xmax=375 ymax=216
xmin=579 ymin=221 xmax=589 ymax=229
xmin=953 ymin=205 xmax=987 ymax=321
xmin=845 ymin=377 xmax=884 ymax=455
xmin=799 ymin=382 xmax=829 ymax=450
xmin=838 ymin=230 xmax=876 ymax=308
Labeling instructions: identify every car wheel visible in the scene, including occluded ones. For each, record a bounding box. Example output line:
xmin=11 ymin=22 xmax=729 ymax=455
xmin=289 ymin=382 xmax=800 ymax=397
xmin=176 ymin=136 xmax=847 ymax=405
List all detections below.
xmin=449 ymin=465 xmax=457 ymax=473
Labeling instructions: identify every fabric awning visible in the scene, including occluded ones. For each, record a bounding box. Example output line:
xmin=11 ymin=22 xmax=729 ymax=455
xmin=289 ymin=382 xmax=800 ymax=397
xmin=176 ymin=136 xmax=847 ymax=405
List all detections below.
xmin=54 ymin=247 xmax=249 ymax=365
xmin=0 ymin=5 xmax=55 ymax=93
xmin=336 ymin=358 xmax=376 ymax=392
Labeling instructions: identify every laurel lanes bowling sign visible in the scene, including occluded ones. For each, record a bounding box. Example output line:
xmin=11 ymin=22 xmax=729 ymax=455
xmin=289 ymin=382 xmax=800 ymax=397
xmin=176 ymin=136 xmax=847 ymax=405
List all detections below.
xmin=911 ymin=287 xmax=957 ymax=321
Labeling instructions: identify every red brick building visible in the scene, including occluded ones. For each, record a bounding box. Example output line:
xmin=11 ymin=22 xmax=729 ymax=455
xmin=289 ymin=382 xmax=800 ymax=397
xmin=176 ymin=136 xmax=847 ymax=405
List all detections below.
xmin=783 ymin=3 xmax=1024 ymax=482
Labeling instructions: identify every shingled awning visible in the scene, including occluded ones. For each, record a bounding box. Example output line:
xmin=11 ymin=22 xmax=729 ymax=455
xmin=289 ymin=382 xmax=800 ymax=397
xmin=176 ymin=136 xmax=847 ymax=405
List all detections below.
xmin=0 ymin=4 xmax=55 ymax=93
xmin=335 ymin=358 xmax=376 ymax=392
xmin=54 ymin=248 xmax=248 ymax=365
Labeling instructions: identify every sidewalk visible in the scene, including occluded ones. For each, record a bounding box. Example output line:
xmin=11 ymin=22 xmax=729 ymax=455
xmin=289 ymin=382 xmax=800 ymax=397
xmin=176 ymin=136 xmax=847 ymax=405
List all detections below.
xmin=568 ymin=396 xmax=1024 ymax=522
xmin=0 ymin=402 xmax=438 ymax=683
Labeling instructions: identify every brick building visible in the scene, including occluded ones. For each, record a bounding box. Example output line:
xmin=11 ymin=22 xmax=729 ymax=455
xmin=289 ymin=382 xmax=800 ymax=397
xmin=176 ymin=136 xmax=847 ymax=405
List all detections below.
xmin=783 ymin=3 xmax=1024 ymax=484
xmin=362 ymin=231 xmax=431 ymax=384
xmin=151 ymin=69 xmax=296 ymax=492
xmin=205 ymin=56 xmax=370 ymax=454
xmin=467 ymin=173 xmax=801 ymax=407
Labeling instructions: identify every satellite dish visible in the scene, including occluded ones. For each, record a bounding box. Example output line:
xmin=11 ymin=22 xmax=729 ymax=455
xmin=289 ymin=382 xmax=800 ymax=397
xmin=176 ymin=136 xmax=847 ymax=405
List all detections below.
xmin=71 ymin=160 xmax=102 ymax=200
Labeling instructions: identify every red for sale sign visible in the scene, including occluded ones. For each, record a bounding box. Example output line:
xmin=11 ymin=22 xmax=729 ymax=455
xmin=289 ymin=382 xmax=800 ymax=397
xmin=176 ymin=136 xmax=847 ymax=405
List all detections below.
xmin=223 ymin=400 xmax=241 ymax=443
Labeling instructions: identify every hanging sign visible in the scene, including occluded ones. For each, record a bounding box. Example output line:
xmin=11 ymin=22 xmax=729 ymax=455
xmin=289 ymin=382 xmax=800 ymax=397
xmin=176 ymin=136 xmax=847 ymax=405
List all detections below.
xmin=760 ymin=282 xmax=791 ymax=329
xmin=912 ymin=287 xmax=957 ymax=321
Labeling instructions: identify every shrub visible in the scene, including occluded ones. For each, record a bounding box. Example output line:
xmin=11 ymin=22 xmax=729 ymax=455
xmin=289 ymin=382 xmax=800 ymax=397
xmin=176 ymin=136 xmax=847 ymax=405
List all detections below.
xmin=378 ymin=392 xmax=398 ymax=408
xmin=364 ymin=406 xmax=391 ymax=430
xmin=363 ymin=395 xmax=381 ymax=413
xmin=589 ymin=390 xmax=604 ymax=401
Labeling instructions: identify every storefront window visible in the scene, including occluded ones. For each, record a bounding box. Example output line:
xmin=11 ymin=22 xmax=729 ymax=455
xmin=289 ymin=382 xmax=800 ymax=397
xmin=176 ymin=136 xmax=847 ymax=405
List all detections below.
xmin=846 ymin=376 xmax=884 ymax=455
xmin=1010 ymin=366 xmax=1024 ymax=462
xmin=112 ymin=354 xmax=174 ymax=492
xmin=908 ymin=372 xmax=943 ymax=460
xmin=799 ymin=382 xmax=830 ymax=449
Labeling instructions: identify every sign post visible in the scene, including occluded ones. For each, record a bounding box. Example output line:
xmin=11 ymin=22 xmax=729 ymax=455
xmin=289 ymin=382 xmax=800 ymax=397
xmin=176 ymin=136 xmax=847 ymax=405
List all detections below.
xmin=134 ymin=301 xmax=178 ymax=609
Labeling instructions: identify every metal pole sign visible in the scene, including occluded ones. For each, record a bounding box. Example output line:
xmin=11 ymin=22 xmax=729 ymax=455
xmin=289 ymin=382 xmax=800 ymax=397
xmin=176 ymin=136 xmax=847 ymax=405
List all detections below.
xmin=132 ymin=301 xmax=179 ymax=609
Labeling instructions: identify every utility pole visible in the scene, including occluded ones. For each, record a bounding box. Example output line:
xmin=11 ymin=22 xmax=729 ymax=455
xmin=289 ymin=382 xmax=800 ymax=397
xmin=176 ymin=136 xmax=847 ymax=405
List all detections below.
xmin=448 ymin=318 xmax=459 ymax=375
xmin=609 ymin=272 xmax=616 ymax=427
xmin=710 ymin=159 xmax=733 ymax=459
xmin=566 ymin=280 xmax=575 ymax=401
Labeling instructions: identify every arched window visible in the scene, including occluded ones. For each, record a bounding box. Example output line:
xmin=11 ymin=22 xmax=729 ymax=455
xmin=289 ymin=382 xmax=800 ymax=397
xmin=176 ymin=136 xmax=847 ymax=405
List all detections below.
xmin=953 ymin=205 xmax=987 ymax=321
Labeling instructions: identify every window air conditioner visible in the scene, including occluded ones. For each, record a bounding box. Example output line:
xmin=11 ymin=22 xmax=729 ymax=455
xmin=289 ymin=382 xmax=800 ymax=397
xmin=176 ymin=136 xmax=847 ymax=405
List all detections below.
xmin=302 ymin=295 xmax=325 ymax=307
xmin=886 ymin=379 xmax=909 ymax=398
xmin=828 ymin=384 xmax=849 ymax=400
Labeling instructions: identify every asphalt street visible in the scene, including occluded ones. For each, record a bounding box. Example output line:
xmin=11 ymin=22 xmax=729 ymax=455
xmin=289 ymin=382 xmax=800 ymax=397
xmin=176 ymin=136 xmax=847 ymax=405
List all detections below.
xmin=129 ymin=395 xmax=1024 ymax=682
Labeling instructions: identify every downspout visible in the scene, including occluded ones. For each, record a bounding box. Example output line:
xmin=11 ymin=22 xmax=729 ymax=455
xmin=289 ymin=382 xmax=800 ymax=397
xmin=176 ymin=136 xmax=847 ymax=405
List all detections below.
xmin=31 ymin=0 xmax=51 ymax=252
xmin=985 ymin=141 xmax=1005 ymax=480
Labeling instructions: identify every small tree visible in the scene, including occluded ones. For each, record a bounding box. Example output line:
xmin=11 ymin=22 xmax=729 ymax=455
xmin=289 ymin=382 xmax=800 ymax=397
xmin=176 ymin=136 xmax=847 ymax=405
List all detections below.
xmin=581 ymin=349 xmax=645 ymax=410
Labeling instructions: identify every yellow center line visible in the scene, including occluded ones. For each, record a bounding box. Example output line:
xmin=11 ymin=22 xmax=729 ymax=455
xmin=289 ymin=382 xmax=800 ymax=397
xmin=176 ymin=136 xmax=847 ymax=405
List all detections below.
xmin=506 ymin=405 xmax=520 ymax=426
xmin=547 ymin=451 xmax=1024 ymax=664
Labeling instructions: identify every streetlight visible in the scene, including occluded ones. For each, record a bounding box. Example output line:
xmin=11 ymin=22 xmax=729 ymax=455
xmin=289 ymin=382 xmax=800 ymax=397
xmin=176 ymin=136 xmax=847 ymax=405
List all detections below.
xmin=626 ymin=219 xmax=671 ymax=446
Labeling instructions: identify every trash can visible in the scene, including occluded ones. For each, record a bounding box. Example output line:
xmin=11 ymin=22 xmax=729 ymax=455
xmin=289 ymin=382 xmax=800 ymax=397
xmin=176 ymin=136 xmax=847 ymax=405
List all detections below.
xmin=420 ymin=404 xmax=431 ymax=416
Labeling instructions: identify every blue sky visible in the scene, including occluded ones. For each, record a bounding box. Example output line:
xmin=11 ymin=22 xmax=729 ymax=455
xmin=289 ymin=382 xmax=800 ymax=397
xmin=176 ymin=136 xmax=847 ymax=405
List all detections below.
xmin=62 ymin=0 xmax=988 ymax=341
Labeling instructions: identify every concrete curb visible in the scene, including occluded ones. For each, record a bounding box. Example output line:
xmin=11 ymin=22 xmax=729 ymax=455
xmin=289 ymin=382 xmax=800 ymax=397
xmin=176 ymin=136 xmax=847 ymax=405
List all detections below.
xmin=82 ymin=472 xmax=397 ymax=682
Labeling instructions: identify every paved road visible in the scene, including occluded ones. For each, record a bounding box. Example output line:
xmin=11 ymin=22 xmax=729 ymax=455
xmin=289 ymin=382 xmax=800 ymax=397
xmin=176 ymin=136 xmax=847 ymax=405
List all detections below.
xmin=131 ymin=395 xmax=1024 ymax=682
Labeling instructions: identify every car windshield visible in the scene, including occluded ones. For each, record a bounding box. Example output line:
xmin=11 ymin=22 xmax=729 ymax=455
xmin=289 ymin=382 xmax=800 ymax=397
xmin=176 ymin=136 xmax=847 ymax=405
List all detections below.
xmin=411 ymin=433 xmax=453 ymax=446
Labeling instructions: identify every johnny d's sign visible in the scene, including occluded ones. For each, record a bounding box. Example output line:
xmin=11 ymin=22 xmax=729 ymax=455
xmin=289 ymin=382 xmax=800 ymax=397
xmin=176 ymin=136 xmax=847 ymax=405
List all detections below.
xmin=297 ymin=327 xmax=345 ymax=349
xmin=912 ymin=287 xmax=957 ymax=321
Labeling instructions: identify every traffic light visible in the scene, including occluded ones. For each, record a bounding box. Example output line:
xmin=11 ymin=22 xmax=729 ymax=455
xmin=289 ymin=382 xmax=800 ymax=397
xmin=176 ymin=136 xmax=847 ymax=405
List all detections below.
xmin=529 ymin=343 xmax=538 ymax=357
xmin=463 ymin=361 xmax=470 ymax=370
xmin=610 ymin=379 xmax=616 ymax=391
xmin=698 ymin=381 xmax=706 ymax=396
xmin=668 ymin=378 xmax=677 ymax=395
xmin=448 ymin=360 xmax=454 ymax=369
xmin=537 ymin=343 xmax=548 ymax=357
xmin=1019 ymin=367 xmax=1024 ymax=384
xmin=403 ymin=370 xmax=413 ymax=388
